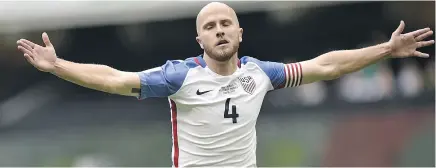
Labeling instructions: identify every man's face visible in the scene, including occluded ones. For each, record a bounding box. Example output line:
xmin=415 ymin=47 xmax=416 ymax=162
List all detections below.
xmin=196 ymin=4 xmax=243 ymax=62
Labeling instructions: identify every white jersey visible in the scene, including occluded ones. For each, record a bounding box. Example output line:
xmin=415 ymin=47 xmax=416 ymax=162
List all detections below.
xmin=137 ymin=55 xmax=302 ymax=167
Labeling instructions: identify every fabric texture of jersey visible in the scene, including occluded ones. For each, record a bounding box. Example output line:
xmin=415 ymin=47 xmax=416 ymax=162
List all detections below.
xmin=137 ymin=55 xmax=302 ymax=167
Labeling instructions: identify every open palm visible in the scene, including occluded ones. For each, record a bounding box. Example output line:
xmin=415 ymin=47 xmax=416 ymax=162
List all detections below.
xmin=389 ymin=21 xmax=434 ymax=58
xmin=17 ymin=32 xmax=58 ymax=72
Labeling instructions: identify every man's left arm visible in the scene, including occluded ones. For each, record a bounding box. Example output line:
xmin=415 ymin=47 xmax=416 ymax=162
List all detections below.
xmin=297 ymin=21 xmax=434 ymax=85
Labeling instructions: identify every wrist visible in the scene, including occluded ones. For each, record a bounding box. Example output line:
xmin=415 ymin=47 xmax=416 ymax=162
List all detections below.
xmin=381 ymin=42 xmax=394 ymax=58
xmin=51 ymin=58 xmax=62 ymax=74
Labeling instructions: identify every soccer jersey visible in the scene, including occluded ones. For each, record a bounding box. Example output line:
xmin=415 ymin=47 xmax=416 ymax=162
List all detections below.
xmin=137 ymin=55 xmax=302 ymax=167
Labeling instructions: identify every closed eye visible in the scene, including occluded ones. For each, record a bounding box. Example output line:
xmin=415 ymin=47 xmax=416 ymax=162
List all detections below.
xmin=203 ymin=22 xmax=215 ymax=30
xmin=221 ymin=20 xmax=232 ymax=27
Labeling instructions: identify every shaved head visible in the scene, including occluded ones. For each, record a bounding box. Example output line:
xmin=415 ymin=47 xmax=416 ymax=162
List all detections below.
xmin=195 ymin=2 xmax=243 ymax=62
xmin=196 ymin=2 xmax=240 ymax=35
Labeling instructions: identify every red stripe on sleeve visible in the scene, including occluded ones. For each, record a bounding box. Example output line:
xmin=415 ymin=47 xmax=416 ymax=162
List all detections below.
xmin=286 ymin=64 xmax=292 ymax=88
xmin=290 ymin=63 xmax=296 ymax=87
xmin=298 ymin=62 xmax=303 ymax=86
xmin=170 ymin=99 xmax=179 ymax=167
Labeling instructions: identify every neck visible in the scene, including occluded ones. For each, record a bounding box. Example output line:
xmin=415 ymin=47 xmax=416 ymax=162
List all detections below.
xmin=203 ymin=53 xmax=238 ymax=76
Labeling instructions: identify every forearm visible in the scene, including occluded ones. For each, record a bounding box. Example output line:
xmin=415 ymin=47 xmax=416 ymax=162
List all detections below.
xmin=316 ymin=42 xmax=392 ymax=78
xmin=51 ymin=58 xmax=125 ymax=94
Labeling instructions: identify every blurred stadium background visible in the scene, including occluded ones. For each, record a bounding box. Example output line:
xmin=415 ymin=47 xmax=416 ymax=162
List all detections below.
xmin=0 ymin=1 xmax=434 ymax=167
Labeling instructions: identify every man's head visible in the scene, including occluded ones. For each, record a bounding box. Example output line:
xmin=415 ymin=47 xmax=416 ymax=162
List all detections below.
xmin=196 ymin=2 xmax=243 ymax=62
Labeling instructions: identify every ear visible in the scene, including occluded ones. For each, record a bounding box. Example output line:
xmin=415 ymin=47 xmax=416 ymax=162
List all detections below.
xmin=196 ymin=36 xmax=204 ymax=49
xmin=239 ymin=28 xmax=243 ymax=42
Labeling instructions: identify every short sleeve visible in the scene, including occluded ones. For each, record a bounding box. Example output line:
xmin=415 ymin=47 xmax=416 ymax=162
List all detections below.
xmin=136 ymin=60 xmax=190 ymax=99
xmin=240 ymin=56 xmax=303 ymax=90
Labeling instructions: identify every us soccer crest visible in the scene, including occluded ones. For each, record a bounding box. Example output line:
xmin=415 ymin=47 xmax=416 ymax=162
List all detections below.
xmin=238 ymin=76 xmax=256 ymax=94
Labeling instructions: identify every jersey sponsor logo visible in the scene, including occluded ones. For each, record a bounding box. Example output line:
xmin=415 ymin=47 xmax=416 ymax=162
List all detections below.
xmin=238 ymin=76 xmax=256 ymax=94
xmin=196 ymin=89 xmax=213 ymax=95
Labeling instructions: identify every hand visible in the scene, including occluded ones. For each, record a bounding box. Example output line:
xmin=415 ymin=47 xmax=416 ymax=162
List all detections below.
xmin=388 ymin=21 xmax=434 ymax=58
xmin=17 ymin=32 xmax=58 ymax=72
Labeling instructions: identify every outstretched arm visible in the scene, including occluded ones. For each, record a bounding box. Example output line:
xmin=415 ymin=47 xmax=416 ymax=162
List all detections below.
xmin=17 ymin=32 xmax=141 ymax=97
xmin=297 ymin=21 xmax=434 ymax=85
xmin=52 ymin=59 xmax=140 ymax=96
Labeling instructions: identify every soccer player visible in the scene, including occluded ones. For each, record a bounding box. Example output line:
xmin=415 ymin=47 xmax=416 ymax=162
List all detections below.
xmin=16 ymin=2 xmax=433 ymax=167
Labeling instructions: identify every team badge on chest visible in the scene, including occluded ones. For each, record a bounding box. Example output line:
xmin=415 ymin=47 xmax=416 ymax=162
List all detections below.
xmin=238 ymin=76 xmax=256 ymax=94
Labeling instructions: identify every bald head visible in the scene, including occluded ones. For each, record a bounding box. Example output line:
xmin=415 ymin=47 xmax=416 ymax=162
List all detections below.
xmin=196 ymin=2 xmax=240 ymax=34
xmin=195 ymin=2 xmax=243 ymax=62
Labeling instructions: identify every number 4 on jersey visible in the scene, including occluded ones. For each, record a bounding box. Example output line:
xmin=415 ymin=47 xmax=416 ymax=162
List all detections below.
xmin=224 ymin=98 xmax=239 ymax=123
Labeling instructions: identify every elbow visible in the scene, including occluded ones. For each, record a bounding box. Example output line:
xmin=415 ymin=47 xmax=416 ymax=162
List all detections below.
xmin=313 ymin=53 xmax=342 ymax=81
xmin=105 ymin=71 xmax=136 ymax=96
xmin=323 ymin=65 xmax=342 ymax=81
xmin=328 ymin=71 xmax=341 ymax=80
xmin=102 ymin=79 xmax=118 ymax=94
xmin=107 ymin=76 xmax=126 ymax=94
xmin=102 ymin=73 xmax=123 ymax=94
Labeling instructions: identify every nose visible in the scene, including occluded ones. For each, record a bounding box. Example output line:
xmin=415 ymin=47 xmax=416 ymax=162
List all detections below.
xmin=216 ymin=26 xmax=224 ymax=38
xmin=216 ymin=31 xmax=224 ymax=37
xmin=216 ymin=32 xmax=224 ymax=38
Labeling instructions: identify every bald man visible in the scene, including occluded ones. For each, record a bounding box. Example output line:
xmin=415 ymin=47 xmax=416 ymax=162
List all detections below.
xmin=16 ymin=2 xmax=434 ymax=167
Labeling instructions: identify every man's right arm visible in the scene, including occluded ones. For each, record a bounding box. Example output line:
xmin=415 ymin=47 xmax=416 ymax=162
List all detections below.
xmin=17 ymin=32 xmax=188 ymax=99
xmin=17 ymin=32 xmax=141 ymax=97
xmin=52 ymin=58 xmax=140 ymax=97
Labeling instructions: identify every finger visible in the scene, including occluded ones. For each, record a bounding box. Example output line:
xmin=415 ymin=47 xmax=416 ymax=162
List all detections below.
xmin=42 ymin=32 xmax=52 ymax=47
xmin=17 ymin=40 xmax=34 ymax=51
xmin=19 ymin=39 xmax=37 ymax=49
xmin=415 ymin=30 xmax=433 ymax=41
xmin=393 ymin=20 xmax=405 ymax=36
xmin=406 ymin=27 xmax=431 ymax=37
xmin=417 ymin=40 xmax=435 ymax=48
xmin=17 ymin=46 xmax=34 ymax=56
xmin=413 ymin=51 xmax=429 ymax=58
xmin=23 ymin=53 xmax=36 ymax=64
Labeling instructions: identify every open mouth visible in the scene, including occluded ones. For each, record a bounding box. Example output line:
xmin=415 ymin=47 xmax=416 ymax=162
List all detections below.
xmin=217 ymin=39 xmax=229 ymax=46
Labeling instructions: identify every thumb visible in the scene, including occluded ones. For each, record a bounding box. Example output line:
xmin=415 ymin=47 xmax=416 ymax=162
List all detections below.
xmin=42 ymin=32 xmax=52 ymax=47
xmin=393 ymin=20 xmax=405 ymax=36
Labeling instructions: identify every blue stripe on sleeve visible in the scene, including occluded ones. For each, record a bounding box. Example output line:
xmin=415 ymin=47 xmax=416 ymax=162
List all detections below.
xmin=137 ymin=58 xmax=199 ymax=99
xmin=240 ymin=56 xmax=286 ymax=90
